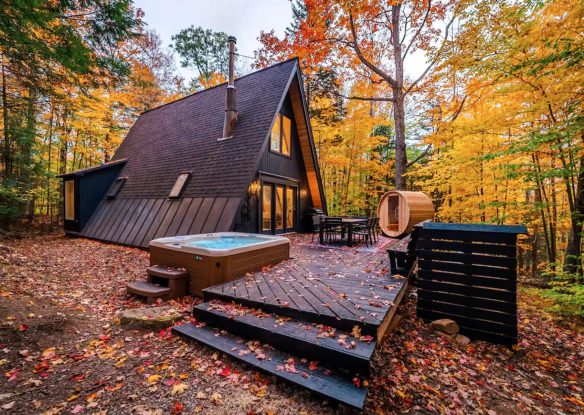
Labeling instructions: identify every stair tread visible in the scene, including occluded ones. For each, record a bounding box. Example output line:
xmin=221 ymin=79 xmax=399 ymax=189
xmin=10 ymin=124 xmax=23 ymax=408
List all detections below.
xmin=127 ymin=281 xmax=171 ymax=296
xmin=148 ymin=265 xmax=189 ymax=279
xmin=196 ymin=301 xmax=376 ymax=361
xmin=173 ymin=322 xmax=368 ymax=409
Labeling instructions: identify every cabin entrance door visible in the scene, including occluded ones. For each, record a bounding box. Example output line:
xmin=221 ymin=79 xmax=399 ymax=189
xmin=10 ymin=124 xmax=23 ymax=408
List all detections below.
xmin=261 ymin=181 xmax=297 ymax=234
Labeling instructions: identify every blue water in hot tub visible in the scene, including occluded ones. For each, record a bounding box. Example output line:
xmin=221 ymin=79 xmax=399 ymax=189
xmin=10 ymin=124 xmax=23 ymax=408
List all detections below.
xmin=184 ymin=235 xmax=268 ymax=250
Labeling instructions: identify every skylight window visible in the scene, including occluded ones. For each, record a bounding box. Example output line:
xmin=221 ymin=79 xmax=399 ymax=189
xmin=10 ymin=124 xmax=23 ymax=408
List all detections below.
xmin=106 ymin=177 xmax=126 ymax=199
xmin=169 ymin=172 xmax=191 ymax=198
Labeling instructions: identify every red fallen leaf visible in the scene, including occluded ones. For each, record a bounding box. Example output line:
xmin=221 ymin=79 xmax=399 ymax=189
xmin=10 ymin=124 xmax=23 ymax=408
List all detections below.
xmin=99 ymin=335 xmax=110 ymax=342
xmin=360 ymin=335 xmax=374 ymax=343
xmin=308 ymin=361 xmax=319 ymax=371
xmin=18 ymin=324 xmax=27 ymax=332
xmin=353 ymin=377 xmax=361 ymax=388
xmin=171 ymin=401 xmax=183 ymax=414
xmin=71 ymin=373 xmax=85 ymax=382
xmin=34 ymin=361 xmax=49 ymax=373
xmin=219 ymin=366 xmax=232 ymax=377
xmin=5 ymin=368 xmax=19 ymax=381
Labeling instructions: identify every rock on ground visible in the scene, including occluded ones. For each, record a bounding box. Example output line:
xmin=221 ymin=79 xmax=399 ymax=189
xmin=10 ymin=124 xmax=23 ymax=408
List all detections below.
xmin=117 ymin=305 xmax=183 ymax=328
xmin=431 ymin=318 xmax=460 ymax=335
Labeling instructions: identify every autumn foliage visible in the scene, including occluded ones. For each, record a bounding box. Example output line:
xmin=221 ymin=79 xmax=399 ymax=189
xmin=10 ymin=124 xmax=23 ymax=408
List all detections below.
xmin=255 ymin=0 xmax=584 ymax=291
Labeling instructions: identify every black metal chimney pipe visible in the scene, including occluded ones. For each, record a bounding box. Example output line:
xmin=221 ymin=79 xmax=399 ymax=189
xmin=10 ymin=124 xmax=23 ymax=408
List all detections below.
xmin=223 ymin=36 xmax=237 ymax=138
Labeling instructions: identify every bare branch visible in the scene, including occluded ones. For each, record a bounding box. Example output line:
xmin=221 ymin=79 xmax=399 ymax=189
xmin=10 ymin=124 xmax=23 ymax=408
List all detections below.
xmin=404 ymin=12 xmax=456 ymax=96
xmin=403 ymin=0 xmax=432 ymax=59
xmin=330 ymin=90 xmax=394 ymax=102
xmin=448 ymin=95 xmax=467 ymax=123
xmin=406 ymin=144 xmax=432 ymax=167
xmin=348 ymin=10 xmax=397 ymax=88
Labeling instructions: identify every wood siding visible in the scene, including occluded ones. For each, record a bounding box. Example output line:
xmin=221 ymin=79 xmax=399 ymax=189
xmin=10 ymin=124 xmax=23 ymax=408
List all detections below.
xmin=63 ymin=162 xmax=125 ymax=233
xmin=288 ymin=76 xmax=324 ymax=210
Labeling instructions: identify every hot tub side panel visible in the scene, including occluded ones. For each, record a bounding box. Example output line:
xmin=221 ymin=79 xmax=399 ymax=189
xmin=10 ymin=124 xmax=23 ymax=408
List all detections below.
xmin=224 ymin=243 xmax=290 ymax=281
xmin=149 ymin=243 xmax=290 ymax=296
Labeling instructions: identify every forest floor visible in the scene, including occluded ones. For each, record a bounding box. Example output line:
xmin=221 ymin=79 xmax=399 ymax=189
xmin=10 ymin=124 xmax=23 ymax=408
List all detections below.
xmin=0 ymin=234 xmax=583 ymax=414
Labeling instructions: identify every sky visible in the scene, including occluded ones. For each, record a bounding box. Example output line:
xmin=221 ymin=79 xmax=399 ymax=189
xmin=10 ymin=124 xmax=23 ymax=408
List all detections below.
xmin=134 ymin=0 xmax=294 ymax=80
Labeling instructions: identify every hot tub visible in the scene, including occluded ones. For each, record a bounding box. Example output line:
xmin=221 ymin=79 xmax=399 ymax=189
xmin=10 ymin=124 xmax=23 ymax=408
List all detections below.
xmin=149 ymin=233 xmax=290 ymax=296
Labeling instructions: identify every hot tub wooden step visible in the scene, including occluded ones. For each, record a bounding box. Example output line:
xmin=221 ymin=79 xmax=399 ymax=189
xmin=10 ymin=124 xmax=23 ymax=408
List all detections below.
xmin=147 ymin=265 xmax=189 ymax=280
xmin=172 ymin=322 xmax=368 ymax=410
xmin=127 ymin=281 xmax=171 ymax=304
xmin=194 ymin=300 xmax=375 ymax=374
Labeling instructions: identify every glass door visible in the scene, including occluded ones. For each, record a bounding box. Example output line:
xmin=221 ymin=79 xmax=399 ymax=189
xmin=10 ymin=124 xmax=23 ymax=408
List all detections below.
xmin=285 ymin=187 xmax=297 ymax=232
xmin=275 ymin=185 xmax=285 ymax=234
xmin=261 ymin=182 xmax=298 ymax=234
xmin=261 ymin=184 xmax=272 ymax=233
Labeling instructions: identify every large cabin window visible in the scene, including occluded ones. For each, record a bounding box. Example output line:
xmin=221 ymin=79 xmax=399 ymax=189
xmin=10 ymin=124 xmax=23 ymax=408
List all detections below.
xmin=270 ymin=114 xmax=291 ymax=156
xmin=169 ymin=172 xmax=191 ymax=198
xmin=64 ymin=180 xmax=75 ymax=221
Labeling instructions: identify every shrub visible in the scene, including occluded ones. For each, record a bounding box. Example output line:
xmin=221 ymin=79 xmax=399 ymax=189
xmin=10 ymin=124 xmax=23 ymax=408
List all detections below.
xmin=0 ymin=182 xmax=31 ymax=229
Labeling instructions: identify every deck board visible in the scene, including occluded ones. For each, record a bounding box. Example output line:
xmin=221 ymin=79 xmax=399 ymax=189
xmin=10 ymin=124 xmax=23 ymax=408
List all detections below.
xmin=203 ymin=237 xmax=407 ymax=337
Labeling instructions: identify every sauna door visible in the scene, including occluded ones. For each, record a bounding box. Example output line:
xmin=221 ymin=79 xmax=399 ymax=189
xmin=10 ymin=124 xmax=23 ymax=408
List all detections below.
xmin=261 ymin=182 xmax=297 ymax=234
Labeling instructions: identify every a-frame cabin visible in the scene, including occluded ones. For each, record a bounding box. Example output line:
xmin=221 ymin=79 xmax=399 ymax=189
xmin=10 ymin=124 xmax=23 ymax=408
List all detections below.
xmin=59 ymin=52 xmax=326 ymax=248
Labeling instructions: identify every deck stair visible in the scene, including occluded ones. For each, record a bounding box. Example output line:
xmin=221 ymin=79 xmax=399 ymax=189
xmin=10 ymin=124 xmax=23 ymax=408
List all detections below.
xmin=173 ymin=299 xmax=374 ymax=409
xmin=126 ymin=265 xmax=189 ymax=304
xmin=173 ymin=321 xmax=369 ymax=409
xmin=126 ymin=281 xmax=171 ymax=304
xmin=193 ymin=300 xmax=376 ymax=374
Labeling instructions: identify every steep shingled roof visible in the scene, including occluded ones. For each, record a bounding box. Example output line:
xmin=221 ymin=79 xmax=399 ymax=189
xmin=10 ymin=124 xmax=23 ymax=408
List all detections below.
xmin=112 ymin=58 xmax=299 ymax=199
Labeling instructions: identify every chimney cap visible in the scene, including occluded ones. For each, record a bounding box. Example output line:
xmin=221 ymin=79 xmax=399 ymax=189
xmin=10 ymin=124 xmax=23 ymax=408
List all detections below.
xmin=228 ymin=35 xmax=237 ymax=43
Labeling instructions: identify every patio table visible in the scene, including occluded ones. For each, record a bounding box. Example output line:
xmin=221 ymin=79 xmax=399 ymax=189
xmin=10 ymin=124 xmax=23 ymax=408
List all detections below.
xmin=319 ymin=218 xmax=368 ymax=247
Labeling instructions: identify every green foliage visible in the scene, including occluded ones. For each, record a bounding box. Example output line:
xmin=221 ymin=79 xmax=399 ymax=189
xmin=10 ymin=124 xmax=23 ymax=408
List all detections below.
xmin=0 ymin=0 xmax=140 ymax=90
xmin=171 ymin=26 xmax=230 ymax=84
xmin=543 ymin=284 xmax=584 ymax=318
xmin=0 ymin=181 xmax=31 ymax=227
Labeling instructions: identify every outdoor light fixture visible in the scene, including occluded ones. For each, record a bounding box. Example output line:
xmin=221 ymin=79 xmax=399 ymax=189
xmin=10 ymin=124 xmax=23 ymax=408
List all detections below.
xmin=249 ymin=180 xmax=260 ymax=194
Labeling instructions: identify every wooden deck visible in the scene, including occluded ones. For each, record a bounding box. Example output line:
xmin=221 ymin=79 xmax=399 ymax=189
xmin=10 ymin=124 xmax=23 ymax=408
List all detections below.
xmin=203 ymin=236 xmax=407 ymax=338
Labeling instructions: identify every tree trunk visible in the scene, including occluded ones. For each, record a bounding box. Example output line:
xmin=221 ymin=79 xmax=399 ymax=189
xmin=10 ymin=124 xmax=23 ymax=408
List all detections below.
xmin=391 ymin=5 xmax=407 ymax=190
xmin=1 ymin=57 xmax=11 ymax=180
xmin=563 ymin=154 xmax=584 ymax=280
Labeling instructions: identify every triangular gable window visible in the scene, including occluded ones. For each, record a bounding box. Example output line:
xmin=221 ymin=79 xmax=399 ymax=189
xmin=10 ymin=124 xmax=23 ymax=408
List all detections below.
xmin=106 ymin=177 xmax=126 ymax=199
xmin=169 ymin=172 xmax=191 ymax=198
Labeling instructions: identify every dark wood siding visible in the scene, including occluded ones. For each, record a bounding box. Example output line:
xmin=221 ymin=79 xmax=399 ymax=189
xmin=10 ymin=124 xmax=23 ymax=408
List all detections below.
xmin=253 ymin=94 xmax=313 ymax=232
xmin=63 ymin=163 xmax=125 ymax=233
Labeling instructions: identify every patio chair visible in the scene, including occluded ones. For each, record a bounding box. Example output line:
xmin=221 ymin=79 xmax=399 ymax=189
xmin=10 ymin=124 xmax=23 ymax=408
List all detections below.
xmin=311 ymin=214 xmax=325 ymax=242
xmin=353 ymin=218 xmax=375 ymax=247
xmin=371 ymin=217 xmax=380 ymax=243
xmin=324 ymin=217 xmax=344 ymax=243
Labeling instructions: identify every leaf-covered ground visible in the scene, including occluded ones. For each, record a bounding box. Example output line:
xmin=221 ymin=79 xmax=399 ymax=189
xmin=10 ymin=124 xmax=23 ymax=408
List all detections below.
xmin=0 ymin=234 xmax=583 ymax=414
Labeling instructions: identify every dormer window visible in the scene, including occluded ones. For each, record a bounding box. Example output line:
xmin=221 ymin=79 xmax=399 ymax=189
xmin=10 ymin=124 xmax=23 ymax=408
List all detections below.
xmin=270 ymin=113 xmax=291 ymax=156
xmin=106 ymin=177 xmax=126 ymax=199
xmin=169 ymin=172 xmax=191 ymax=198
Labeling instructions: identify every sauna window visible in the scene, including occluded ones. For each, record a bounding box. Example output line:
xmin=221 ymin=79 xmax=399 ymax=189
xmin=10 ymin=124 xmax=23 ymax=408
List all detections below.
xmin=106 ymin=177 xmax=126 ymax=199
xmin=64 ymin=180 xmax=75 ymax=221
xmin=270 ymin=114 xmax=291 ymax=156
xmin=388 ymin=194 xmax=399 ymax=231
xmin=169 ymin=172 xmax=190 ymax=198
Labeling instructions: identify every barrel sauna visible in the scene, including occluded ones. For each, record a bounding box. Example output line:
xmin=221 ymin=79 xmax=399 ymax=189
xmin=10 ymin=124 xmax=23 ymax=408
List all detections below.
xmin=377 ymin=191 xmax=434 ymax=237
